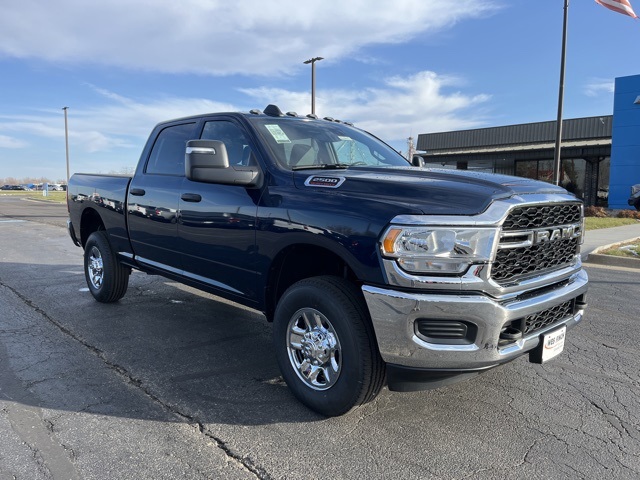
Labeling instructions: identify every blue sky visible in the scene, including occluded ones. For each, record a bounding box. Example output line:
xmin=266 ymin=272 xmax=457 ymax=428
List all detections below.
xmin=0 ymin=0 xmax=638 ymax=182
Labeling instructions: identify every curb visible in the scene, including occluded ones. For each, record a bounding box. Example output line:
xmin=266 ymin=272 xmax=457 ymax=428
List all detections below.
xmin=583 ymin=236 xmax=640 ymax=270
xmin=584 ymin=253 xmax=640 ymax=269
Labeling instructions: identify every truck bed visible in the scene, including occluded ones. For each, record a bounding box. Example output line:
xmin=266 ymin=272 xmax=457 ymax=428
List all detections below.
xmin=67 ymin=173 xmax=132 ymax=255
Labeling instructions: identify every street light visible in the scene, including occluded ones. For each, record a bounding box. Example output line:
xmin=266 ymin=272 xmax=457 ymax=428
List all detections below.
xmin=552 ymin=0 xmax=568 ymax=186
xmin=63 ymin=107 xmax=70 ymax=185
xmin=303 ymin=57 xmax=323 ymax=115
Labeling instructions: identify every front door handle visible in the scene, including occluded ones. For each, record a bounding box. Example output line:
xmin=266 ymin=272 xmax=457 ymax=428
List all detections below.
xmin=181 ymin=193 xmax=202 ymax=203
xmin=130 ymin=188 xmax=146 ymax=196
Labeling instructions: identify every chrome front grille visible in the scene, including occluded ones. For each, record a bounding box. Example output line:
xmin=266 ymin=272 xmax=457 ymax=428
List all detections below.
xmin=492 ymin=203 xmax=582 ymax=284
xmin=499 ymin=299 xmax=575 ymax=346
xmin=493 ymin=237 xmax=579 ymax=282
xmin=502 ymin=204 xmax=582 ymax=231
xmin=522 ymin=300 xmax=573 ymax=334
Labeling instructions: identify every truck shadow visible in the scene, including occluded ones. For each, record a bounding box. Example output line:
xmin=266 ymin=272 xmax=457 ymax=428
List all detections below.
xmin=0 ymin=263 xmax=325 ymax=425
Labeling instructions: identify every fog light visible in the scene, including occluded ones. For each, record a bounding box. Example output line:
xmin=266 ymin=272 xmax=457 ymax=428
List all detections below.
xmin=415 ymin=319 xmax=477 ymax=345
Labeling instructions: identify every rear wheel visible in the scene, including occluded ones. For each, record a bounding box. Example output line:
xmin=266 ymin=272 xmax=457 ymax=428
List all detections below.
xmin=634 ymin=199 xmax=640 ymax=211
xmin=273 ymin=276 xmax=385 ymax=416
xmin=84 ymin=231 xmax=130 ymax=303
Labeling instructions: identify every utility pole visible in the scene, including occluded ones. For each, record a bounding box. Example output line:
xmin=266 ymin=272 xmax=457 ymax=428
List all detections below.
xmin=406 ymin=136 xmax=415 ymax=160
xmin=553 ymin=0 xmax=569 ymax=186
xmin=303 ymin=57 xmax=323 ymax=115
xmin=63 ymin=107 xmax=70 ymax=185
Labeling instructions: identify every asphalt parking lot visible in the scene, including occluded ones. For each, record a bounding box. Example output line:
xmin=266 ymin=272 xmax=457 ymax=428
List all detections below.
xmin=1 ymin=196 xmax=639 ymax=479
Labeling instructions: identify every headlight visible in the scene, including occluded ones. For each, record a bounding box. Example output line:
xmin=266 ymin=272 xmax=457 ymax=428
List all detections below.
xmin=381 ymin=226 xmax=499 ymax=274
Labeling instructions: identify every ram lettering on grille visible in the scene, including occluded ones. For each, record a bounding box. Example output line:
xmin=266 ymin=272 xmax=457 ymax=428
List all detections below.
xmin=492 ymin=203 xmax=582 ymax=284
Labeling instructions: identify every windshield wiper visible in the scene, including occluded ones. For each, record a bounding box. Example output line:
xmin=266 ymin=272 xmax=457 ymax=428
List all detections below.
xmin=292 ymin=163 xmax=351 ymax=171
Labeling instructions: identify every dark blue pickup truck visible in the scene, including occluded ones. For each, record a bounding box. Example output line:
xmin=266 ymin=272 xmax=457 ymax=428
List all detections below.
xmin=67 ymin=104 xmax=588 ymax=416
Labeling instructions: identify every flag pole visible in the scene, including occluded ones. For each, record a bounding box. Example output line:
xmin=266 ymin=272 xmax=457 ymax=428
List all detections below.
xmin=553 ymin=0 xmax=569 ymax=186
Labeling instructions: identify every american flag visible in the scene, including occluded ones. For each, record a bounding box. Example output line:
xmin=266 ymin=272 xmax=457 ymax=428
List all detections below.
xmin=595 ymin=0 xmax=638 ymax=18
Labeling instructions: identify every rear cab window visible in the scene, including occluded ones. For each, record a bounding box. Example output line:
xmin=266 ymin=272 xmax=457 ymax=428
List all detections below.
xmin=145 ymin=123 xmax=196 ymax=176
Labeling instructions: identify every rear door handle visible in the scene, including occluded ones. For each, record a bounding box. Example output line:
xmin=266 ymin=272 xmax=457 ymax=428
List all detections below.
xmin=181 ymin=193 xmax=202 ymax=203
xmin=130 ymin=188 xmax=146 ymax=196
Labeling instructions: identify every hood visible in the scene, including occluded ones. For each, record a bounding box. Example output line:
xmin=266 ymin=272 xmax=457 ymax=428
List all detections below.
xmin=294 ymin=166 xmax=569 ymax=216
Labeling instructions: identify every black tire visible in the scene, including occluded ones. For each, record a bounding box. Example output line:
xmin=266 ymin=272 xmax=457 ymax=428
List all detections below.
xmin=273 ymin=276 xmax=385 ymax=416
xmin=84 ymin=231 xmax=130 ymax=303
xmin=635 ymin=199 xmax=640 ymax=211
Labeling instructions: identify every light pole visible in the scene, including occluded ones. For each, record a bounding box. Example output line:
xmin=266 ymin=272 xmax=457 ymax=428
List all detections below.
xmin=553 ymin=0 xmax=569 ymax=186
xmin=63 ymin=107 xmax=70 ymax=185
xmin=303 ymin=57 xmax=323 ymax=115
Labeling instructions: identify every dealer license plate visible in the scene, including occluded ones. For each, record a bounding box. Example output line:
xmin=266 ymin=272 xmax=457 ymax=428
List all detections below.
xmin=540 ymin=326 xmax=566 ymax=363
xmin=530 ymin=326 xmax=567 ymax=364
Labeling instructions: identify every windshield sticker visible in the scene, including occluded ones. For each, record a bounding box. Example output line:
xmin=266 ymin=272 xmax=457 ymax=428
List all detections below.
xmin=337 ymin=136 xmax=353 ymax=142
xmin=265 ymin=124 xmax=291 ymax=144
xmin=304 ymin=176 xmax=346 ymax=188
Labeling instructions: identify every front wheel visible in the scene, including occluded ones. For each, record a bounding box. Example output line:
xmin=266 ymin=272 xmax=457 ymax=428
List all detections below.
xmin=273 ymin=276 xmax=385 ymax=416
xmin=84 ymin=231 xmax=130 ymax=303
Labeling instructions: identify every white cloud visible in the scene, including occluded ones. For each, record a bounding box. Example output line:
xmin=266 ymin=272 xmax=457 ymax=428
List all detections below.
xmin=0 ymin=70 xmax=491 ymax=173
xmin=0 ymin=0 xmax=498 ymax=76
xmin=242 ymin=71 xmax=491 ymax=141
xmin=0 ymin=92 xmax=237 ymax=153
xmin=0 ymin=134 xmax=27 ymax=149
xmin=584 ymin=79 xmax=615 ymax=98
xmin=1 ymin=70 xmax=489 ymax=155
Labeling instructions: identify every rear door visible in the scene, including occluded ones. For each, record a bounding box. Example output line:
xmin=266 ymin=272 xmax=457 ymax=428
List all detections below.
xmin=127 ymin=121 xmax=197 ymax=273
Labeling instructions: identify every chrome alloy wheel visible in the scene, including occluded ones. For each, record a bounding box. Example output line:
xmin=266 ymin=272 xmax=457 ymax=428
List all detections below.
xmin=286 ymin=308 xmax=342 ymax=391
xmin=87 ymin=246 xmax=104 ymax=290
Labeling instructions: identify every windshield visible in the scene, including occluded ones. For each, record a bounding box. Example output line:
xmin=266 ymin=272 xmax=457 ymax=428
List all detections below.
xmin=248 ymin=117 xmax=410 ymax=170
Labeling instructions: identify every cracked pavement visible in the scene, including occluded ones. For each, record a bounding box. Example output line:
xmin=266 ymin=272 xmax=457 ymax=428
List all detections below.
xmin=0 ymin=196 xmax=639 ymax=479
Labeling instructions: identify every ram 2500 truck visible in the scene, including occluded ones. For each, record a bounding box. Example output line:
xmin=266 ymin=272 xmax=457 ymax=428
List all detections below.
xmin=67 ymin=104 xmax=588 ymax=416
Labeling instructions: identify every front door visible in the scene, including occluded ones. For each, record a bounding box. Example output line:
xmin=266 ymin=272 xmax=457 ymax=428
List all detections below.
xmin=177 ymin=119 xmax=261 ymax=301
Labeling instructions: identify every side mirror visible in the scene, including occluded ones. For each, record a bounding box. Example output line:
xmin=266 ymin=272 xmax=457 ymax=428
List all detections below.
xmin=185 ymin=140 xmax=261 ymax=187
xmin=411 ymin=155 xmax=425 ymax=167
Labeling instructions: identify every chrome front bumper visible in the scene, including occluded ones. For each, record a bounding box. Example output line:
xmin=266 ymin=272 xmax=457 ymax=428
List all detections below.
xmin=362 ymin=268 xmax=588 ymax=371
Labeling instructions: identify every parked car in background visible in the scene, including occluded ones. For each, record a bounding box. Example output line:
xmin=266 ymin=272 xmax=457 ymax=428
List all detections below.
xmin=597 ymin=186 xmax=609 ymax=200
xmin=629 ymin=184 xmax=640 ymax=210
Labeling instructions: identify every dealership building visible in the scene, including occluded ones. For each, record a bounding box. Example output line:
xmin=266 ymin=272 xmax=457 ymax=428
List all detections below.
xmin=416 ymin=74 xmax=640 ymax=209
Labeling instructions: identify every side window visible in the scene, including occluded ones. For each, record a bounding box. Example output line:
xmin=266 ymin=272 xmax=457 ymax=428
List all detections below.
xmin=146 ymin=123 xmax=196 ymax=175
xmin=201 ymin=121 xmax=254 ymax=166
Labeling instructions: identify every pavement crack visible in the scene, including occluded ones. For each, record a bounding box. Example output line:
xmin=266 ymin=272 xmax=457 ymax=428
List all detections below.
xmin=1 ymin=281 xmax=272 ymax=480
xmin=586 ymin=397 xmax=630 ymax=438
xmin=195 ymin=423 xmax=273 ymax=480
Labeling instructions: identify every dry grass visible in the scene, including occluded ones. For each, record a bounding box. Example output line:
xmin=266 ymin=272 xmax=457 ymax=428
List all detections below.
xmin=0 ymin=190 xmax=67 ymax=203
xmin=585 ymin=217 xmax=639 ymax=231
xmin=600 ymin=242 xmax=640 ymax=258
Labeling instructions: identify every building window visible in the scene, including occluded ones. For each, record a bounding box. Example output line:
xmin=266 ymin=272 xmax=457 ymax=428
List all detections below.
xmin=597 ymin=157 xmax=610 ymax=206
xmin=561 ymin=158 xmax=586 ymax=198
xmin=515 ymin=158 xmax=586 ymax=200
xmin=515 ymin=160 xmax=542 ymax=180
xmin=494 ymin=158 xmax=514 ymax=175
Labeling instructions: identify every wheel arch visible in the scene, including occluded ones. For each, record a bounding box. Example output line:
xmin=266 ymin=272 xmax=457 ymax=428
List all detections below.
xmin=79 ymin=207 xmax=106 ymax=247
xmin=264 ymin=243 xmax=362 ymax=322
